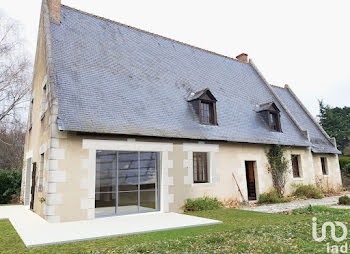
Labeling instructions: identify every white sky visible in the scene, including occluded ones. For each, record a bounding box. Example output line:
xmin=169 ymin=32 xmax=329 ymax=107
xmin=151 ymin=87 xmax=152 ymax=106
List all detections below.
xmin=1 ymin=0 xmax=349 ymax=116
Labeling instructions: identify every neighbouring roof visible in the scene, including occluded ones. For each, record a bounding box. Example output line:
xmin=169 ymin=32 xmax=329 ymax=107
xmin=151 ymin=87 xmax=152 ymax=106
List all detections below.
xmin=273 ymin=86 xmax=340 ymax=154
xmin=48 ymin=5 xmax=337 ymax=152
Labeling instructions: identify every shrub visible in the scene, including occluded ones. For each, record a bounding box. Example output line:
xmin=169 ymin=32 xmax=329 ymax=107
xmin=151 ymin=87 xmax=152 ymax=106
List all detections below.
xmin=184 ymin=197 xmax=223 ymax=211
xmin=339 ymin=157 xmax=350 ymax=176
xmin=258 ymin=190 xmax=291 ymax=204
xmin=292 ymin=184 xmax=323 ymax=199
xmin=339 ymin=196 xmax=350 ymax=205
xmin=339 ymin=156 xmax=350 ymax=168
xmin=0 ymin=169 xmax=22 ymax=204
xmin=343 ymin=164 xmax=350 ymax=176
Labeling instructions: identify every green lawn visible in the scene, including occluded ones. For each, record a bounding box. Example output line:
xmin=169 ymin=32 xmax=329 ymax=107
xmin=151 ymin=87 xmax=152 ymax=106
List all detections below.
xmin=0 ymin=207 xmax=349 ymax=253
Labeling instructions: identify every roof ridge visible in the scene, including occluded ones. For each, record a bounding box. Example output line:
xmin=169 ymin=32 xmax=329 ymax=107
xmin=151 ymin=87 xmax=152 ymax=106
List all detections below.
xmin=60 ymin=4 xmax=244 ymax=64
xmin=270 ymin=84 xmax=285 ymax=89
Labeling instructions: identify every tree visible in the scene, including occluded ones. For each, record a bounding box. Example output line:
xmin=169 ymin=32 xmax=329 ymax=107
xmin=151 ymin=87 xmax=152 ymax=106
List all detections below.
xmin=0 ymin=14 xmax=31 ymax=124
xmin=0 ymin=120 xmax=25 ymax=170
xmin=0 ymin=14 xmax=31 ymax=171
xmin=318 ymin=100 xmax=350 ymax=154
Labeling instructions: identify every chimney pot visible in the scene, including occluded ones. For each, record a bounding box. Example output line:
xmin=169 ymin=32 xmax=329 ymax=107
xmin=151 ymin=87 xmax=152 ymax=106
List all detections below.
xmin=47 ymin=0 xmax=61 ymax=24
xmin=236 ymin=53 xmax=248 ymax=63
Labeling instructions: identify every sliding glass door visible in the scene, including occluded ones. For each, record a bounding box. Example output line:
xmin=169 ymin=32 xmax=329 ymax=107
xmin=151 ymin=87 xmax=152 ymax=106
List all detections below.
xmin=95 ymin=151 xmax=160 ymax=217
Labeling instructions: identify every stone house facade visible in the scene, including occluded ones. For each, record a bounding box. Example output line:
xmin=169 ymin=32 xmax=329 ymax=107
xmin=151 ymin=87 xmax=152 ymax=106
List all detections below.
xmin=21 ymin=0 xmax=342 ymax=223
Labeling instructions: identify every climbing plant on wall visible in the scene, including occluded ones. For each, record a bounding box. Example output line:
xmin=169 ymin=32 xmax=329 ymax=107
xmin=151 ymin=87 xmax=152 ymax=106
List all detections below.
xmin=266 ymin=145 xmax=289 ymax=197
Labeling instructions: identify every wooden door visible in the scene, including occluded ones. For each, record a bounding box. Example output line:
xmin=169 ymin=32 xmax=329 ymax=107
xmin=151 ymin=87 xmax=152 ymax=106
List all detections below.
xmin=30 ymin=163 xmax=37 ymax=210
xmin=245 ymin=161 xmax=257 ymax=200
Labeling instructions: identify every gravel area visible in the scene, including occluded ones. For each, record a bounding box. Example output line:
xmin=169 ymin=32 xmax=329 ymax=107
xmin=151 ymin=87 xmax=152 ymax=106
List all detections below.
xmin=241 ymin=194 xmax=350 ymax=213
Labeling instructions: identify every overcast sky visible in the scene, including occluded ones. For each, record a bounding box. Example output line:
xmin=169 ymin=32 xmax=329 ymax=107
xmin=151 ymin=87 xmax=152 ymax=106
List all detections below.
xmin=1 ymin=0 xmax=349 ymax=117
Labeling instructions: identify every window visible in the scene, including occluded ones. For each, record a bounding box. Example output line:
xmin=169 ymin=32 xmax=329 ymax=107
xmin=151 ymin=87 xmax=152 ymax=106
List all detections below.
xmin=257 ymin=102 xmax=282 ymax=132
xmin=291 ymin=155 xmax=301 ymax=178
xmin=269 ymin=112 xmax=281 ymax=132
xmin=41 ymin=83 xmax=48 ymax=119
xmin=29 ymin=98 xmax=34 ymax=131
xmin=95 ymin=151 xmax=160 ymax=216
xmin=38 ymin=153 xmax=44 ymax=192
xmin=200 ymin=102 xmax=215 ymax=125
xmin=321 ymin=157 xmax=328 ymax=175
xmin=193 ymin=152 xmax=208 ymax=183
xmin=188 ymin=88 xmax=217 ymax=126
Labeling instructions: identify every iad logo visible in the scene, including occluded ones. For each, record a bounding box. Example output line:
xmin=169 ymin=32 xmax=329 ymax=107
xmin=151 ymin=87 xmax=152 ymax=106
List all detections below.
xmin=312 ymin=217 xmax=348 ymax=242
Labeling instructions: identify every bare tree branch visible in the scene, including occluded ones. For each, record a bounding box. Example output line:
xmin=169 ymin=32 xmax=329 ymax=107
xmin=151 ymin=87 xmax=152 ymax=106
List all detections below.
xmin=0 ymin=14 xmax=32 ymax=124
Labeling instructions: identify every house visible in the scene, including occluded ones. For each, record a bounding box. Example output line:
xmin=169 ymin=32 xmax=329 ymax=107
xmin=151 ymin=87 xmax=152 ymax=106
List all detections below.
xmin=21 ymin=0 xmax=342 ymax=223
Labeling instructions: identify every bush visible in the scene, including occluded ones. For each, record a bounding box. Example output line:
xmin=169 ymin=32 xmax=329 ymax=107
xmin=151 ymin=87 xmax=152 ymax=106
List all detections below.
xmin=292 ymin=184 xmax=323 ymax=199
xmin=258 ymin=190 xmax=291 ymax=204
xmin=339 ymin=157 xmax=350 ymax=175
xmin=339 ymin=196 xmax=350 ymax=205
xmin=339 ymin=156 xmax=350 ymax=168
xmin=184 ymin=197 xmax=223 ymax=211
xmin=0 ymin=170 xmax=22 ymax=204
xmin=342 ymin=163 xmax=350 ymax=176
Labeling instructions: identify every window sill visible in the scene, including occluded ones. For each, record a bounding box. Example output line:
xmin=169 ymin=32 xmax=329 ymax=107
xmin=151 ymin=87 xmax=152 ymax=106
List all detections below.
xmin=292 ymin=177 xmax=304 ymax=181
xmin=322 ymin=174 xmax=330 ymax=178
xmin=192 ymin=182 xmax=214 ymax=187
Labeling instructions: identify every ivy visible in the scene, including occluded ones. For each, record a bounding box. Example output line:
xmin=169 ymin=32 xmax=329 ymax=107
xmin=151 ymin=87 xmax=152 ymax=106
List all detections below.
xmin=266 ymin=145 xmax=289 ymax=197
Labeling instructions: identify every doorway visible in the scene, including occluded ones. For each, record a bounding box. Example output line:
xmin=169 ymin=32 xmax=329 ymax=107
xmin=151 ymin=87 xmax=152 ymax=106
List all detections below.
xmin=30 ymin=163 xmax=37 ymax=210
xmin=95 ymin=151 xmax=160 ymax=217
xmin=245 ymin=161 xmax=257 ymax=200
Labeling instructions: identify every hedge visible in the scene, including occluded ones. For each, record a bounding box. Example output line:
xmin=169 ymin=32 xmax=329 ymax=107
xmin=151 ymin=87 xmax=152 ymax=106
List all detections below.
xmin=0 ymin=170 xmax=22 ymax=204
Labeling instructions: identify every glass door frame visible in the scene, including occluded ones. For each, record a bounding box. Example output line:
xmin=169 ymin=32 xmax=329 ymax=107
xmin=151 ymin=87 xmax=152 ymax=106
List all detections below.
xmin=95 ymin=150 xmax=161 ymax=217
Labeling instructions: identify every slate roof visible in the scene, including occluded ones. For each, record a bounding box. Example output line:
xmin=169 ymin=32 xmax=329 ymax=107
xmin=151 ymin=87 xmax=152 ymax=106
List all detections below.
xmin=48 ymin=5 xmax=338 ymax=153
xmin=273 ymin=86 xmax=340 ymax=154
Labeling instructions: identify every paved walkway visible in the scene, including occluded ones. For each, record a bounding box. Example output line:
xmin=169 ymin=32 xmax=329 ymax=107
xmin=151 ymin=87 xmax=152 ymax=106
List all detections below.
xmin=0 ymin=206 xmax=221 ymax=248
xmin=241 ymin=194 xmax=349 ymax=213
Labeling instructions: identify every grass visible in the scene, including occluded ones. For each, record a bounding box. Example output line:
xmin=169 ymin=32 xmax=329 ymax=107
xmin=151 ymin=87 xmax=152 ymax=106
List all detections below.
xmin=0 ymin=207 xmax=349 ymax=253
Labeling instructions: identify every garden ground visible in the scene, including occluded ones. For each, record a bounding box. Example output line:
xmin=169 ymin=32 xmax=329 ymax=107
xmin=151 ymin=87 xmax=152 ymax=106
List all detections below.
xmin=1 ymin=205 xmax=349 ymax=253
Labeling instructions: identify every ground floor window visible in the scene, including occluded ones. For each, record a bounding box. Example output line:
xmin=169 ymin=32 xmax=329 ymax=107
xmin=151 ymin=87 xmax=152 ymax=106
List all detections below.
xmin=321 ymin=157 xmax=328 ymax=175
xmin=193 ymin=152 xmax=208 ymax=183
xmin=95 ymin=151 xmax=160 ymax=216
xmin=291 ymin=155 xmax=301 ymax=178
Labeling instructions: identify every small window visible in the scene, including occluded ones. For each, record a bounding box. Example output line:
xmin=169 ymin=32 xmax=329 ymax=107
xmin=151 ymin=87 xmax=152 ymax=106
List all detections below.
xmin=41 ymin=83 xmax=48 ymax=119
xmin=269 ymin=112 xmax=281 ymax=132
xmin=200 ymin=102 xmax=215 ymax=125
xmin=193 ymin=152 xmax=208 ymax=183
xmin=291 ymin=155 xmax=301 ymax=178
xmin=188 ymin=88 xmax=217 ymax=126
xmin=29 ymin=98 xmax=34 ymax=131
xmin=38 ymin=153 xmax=45 ymax=192
xmin=321 ymin=157 xmax=328 ymax=175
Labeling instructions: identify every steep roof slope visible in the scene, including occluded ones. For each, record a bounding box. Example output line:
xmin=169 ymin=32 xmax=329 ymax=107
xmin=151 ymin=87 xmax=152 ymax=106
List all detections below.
xmin=273 ymin=86 xmax=340 ymax=154
xmin=49 ymin=5 xmax=311 ymax=147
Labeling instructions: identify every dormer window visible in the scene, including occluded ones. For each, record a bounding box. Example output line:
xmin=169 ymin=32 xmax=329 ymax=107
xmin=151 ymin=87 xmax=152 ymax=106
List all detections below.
xmin=257 ymin=102 xmax=282 ymax=132
xmin=188 ymin=88 xmax=218 ymax=126
xmin=269 ymin=111 xmax=281 ymax=131
xmin=200 ymin=101 xmax=215 ymax=125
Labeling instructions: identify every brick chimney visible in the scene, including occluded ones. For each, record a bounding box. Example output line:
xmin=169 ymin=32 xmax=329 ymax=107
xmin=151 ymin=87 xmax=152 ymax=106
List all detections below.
xmin=47 ymin=0 xmax=61 ymax=24
xmin=236 ymin=53 xmax=248 ymax=63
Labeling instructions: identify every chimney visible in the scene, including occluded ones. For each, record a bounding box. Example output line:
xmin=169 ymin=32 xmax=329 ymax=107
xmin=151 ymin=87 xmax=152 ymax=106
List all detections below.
xmin=236 ymin=53 xmax=248 ymax=63
xmin=47 ymin=0 xmax=61 ymax=24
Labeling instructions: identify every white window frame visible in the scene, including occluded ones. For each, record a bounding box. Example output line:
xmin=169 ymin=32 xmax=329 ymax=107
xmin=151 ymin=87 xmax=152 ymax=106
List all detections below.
xmin=291 ymin=154 xmax=303 ymax=180
xmin=183 ymin=143 xmax=219 ymax=187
